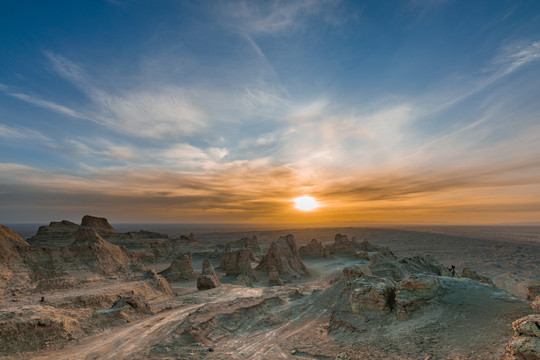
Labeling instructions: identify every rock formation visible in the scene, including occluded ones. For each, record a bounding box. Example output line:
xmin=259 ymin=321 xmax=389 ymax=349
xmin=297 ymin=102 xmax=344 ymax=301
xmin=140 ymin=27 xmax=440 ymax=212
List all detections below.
xmin=0 ymin=305 xmax=81 ymax=354
xmin=256 ymin=234 xmax=309 ymax=279
xmin=503 ymin=314 xmax=540 ymax=360
xmin=197 ymin=259 xmax=220 ymax=291
xmin=395 ymin=274 xmax=441 ymax=320
xmin=268 ymin=266 xmax=284 ymax=286
xmin=220 ymin=248 xmax=254 ymax=276
xmin=531 ymin=297 xmax=540 ymax=312
xmin=346 ymin=277 xmax=397 ymax=314
xmin=460 ymin=267 xmax=494 ymax=285
xmin=178 ymin=233 xmax=199 ymax=245
xmin=0 ymin=225 xmax=30 ymax=294
xmin=231 ymin=235 xmax=261 ymax=253
xmin=369 ymin=253 xmax=449 ymax=281
xmin=159 ymin=253 xmax=196 ymax=281
xmin=298 ymin=238 xmax=327 ymax=258
xmin=81 ymin=215 xmax=116 ymax=232
xmin=27 ymin=220 xmax=80 ymax=247
xmin=69 ymin=228 xmax=130 ymax=275
xmin=328 ymin=233 xmax=357 ymax=256
xmin=356 ymin=239 xmax=379 ymax=251
xmin=343 ymin=263 xmax=373 ymax=280
xmin=527 ymin=285 xmax=540 ymax=301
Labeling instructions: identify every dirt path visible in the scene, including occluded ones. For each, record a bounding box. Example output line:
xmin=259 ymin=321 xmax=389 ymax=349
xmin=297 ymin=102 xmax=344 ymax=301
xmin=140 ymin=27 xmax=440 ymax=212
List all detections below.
xmin=23 ymin=287 xmax=267 ymax=360
xmin=30 ymin=304 xmax=201 ymax=360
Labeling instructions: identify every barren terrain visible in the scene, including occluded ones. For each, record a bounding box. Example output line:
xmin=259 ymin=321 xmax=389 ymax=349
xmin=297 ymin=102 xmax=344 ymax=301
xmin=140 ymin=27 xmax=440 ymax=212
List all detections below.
xmin=1 ymin=222 xmax=539 ymax=359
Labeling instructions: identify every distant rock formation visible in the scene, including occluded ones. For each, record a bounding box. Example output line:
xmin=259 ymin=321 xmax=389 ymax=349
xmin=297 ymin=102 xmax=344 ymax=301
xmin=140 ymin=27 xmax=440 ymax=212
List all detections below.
xmin=197 ymin=259 xmax=220 ymax=291
xmin=220 ymin=248 xmax=254 ymax=276
xmin=159 ymin=253 xmax=196 ymax=281
xmin=298 ymin=238 xmax=327 ymax=258
xmin=328 ymin=233 xmax=357 ymax=256
xmin=356 ymin=239 xmax=379 ymax=252
xmin=81 ymin=215 xmax=116 ymax=232
xmin=178 ymin=233 xmax=199 ymax=245
xmin=127 ymin=230 xmax=169 ymax=240
xmin=298 ymin=236 xmax=387 ymax=260
xmin=503 ymin=314 xmax=540 ymax=360
xmin=231 ymin=235 xmax=261 ymax=253
xmin=69 ymin=228 xmax=129 ymax=275
xmin=27 ymin=220 xmax=80 ymax=246
xmin=460 ymin=267 xmax=494 ymax=285
xmin=256 ymin=234 xmax=309 ymax=279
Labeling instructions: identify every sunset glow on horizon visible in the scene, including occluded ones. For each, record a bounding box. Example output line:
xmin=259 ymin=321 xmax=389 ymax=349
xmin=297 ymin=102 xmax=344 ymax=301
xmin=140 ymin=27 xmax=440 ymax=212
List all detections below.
xmin=1 ymin=1 xmax=540 ymax=224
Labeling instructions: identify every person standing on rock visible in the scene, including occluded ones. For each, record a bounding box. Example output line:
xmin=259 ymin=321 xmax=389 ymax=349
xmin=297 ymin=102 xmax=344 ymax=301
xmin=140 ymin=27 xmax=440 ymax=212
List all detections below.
xmin=448 ymin=265 xmax=457 ymax=277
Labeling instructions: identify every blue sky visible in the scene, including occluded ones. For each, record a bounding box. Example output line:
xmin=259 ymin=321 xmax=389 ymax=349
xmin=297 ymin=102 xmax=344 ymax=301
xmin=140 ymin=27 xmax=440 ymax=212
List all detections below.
xmin=1 ymin=0 xmax=540 ymax=224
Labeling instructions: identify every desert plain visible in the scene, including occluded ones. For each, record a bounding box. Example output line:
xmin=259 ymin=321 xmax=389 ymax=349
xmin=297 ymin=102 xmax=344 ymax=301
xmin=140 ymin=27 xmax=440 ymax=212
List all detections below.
xmin=1 ymin=217 xmax=539 ymax=360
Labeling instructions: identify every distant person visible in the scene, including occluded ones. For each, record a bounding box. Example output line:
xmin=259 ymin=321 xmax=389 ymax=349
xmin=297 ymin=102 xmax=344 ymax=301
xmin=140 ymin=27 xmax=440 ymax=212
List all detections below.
xmin=448 ymin=265 xmax=457 ymax=277
xmin=40 ymin=296 xmax=45 ymax=303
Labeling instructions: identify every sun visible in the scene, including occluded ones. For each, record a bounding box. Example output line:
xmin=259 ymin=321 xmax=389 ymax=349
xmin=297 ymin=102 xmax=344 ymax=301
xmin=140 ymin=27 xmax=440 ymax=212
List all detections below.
xmin=294 ymin=196 xmax=319 ymax=211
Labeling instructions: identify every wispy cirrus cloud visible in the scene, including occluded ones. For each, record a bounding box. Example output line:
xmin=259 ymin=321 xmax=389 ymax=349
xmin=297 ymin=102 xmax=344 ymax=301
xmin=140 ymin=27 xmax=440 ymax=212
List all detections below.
xmin=0 ymin=123 xmax=52 ymax=141
xmin=225 ymin=0 xmax=337 ymax=35
xmin=0 ymin=83 xmax=83 ymax=119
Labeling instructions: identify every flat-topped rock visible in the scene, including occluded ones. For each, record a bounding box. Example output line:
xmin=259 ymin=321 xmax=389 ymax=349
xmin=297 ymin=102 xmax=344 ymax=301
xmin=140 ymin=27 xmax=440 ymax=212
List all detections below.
xmin=81 ymin=215 xmax=116 ymax=232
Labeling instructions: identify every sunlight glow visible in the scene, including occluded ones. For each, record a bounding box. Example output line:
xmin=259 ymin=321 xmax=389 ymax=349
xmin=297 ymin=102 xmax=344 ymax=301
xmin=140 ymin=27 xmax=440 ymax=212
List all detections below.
xmin=294 ymin=196 xmax=319 ymax=211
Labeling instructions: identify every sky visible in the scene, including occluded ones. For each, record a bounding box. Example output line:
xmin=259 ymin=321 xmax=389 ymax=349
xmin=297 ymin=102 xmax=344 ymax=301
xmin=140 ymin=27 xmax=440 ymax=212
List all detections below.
xmin=1 ymin=0 xmax=540 ymax=224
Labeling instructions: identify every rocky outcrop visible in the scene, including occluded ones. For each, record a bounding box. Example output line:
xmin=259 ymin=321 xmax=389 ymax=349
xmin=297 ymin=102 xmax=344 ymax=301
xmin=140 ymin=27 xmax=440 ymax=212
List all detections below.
xmin=356 ymin=239 xmax=379 ymax=251
xmin=503 ymin=314 xmax=540 ymax=360
xmin=0 ymin=305 xmax=82 ymax=355
xmin=220 ymin=248 xmax=254 ymax=276
xmin=298 ymin=238 xmax=327 ymax=258
xmin=268 ymin=266 xmax=284 ymax=286
xmin=369 ymin=253 xmax=449 ymax=281
xmin=256 ymin=234 xmax=309 ymax=279
xmin=27 ymin=220 xmax=79 ymax=247
xmin=346 ymin=277 xmax=397 ymax=314
xmin=343 ymin=263 xmax=372 ymax=280
xmin=178 ymin=233 xmax=199 ymax=245
xmin=328 ymin=233 xmax=357 ymax=256
xmin=527 ymin=285 xmax=540 ymax=301
xmin=110 ymin=295 xmax=153 ymax=314
xmin=69 ymin=228 xmax=130 ymax=276
xmin=0 ymin=225 xmax=30 ymax=293
xmin=531 ymin=297 xmax=540 ymax=312
xmin=231 ymin=235 xmax=261 ymax=253
xmin=461 ymin=267 xmax=494 ymax=285
xmin=159 ymin=253 xmax=195 ymax=281
xmin=395 ymin=274 xmax=441 ymax=320
xmin=81 ymin=215 xmax=116 ymax=232
xmin=197 ymin=259 xmax=220 ymax=291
